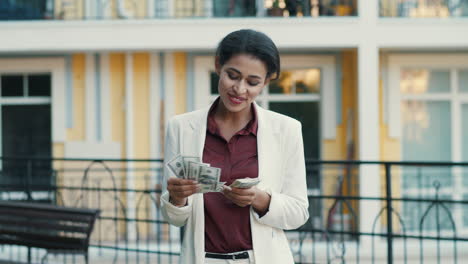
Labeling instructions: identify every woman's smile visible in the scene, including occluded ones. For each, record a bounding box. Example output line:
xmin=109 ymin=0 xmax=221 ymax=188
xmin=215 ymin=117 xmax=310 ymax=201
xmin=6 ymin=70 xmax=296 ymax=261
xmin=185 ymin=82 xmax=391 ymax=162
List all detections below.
xmin=227 ymin=94 xmax=246 ymax=105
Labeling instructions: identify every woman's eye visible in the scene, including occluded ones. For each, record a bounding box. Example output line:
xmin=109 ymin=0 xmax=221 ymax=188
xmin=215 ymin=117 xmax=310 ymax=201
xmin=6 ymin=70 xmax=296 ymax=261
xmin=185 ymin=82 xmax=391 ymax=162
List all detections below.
xmin=227 ymin=73 xmax=238 ymax=80
xmin=248 ymin=81 xmax=260 ymax=86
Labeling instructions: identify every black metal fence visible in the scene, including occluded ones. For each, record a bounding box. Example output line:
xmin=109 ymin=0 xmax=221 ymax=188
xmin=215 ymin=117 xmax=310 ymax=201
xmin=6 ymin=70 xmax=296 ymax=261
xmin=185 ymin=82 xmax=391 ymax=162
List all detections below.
xmin=0 ymin=157 xmax=467 ymax=263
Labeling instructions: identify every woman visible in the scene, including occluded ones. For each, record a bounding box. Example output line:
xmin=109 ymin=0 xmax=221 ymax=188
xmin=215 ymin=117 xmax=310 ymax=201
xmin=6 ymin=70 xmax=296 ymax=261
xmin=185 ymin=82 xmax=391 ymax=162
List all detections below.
xmin=160 ymin=29 xmax=309 ymax=264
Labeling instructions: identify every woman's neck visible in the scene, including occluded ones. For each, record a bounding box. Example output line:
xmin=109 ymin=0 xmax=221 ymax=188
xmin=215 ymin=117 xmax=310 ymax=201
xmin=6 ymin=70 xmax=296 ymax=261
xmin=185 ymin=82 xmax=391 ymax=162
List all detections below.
xmin=214 ymin=100 xmax=252 ymax=127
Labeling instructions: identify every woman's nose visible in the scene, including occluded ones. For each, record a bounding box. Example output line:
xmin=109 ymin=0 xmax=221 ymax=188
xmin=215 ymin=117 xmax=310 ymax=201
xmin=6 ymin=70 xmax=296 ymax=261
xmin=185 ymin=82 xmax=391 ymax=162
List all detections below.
xmin=233 ymin=80 xmax=247 ymax=94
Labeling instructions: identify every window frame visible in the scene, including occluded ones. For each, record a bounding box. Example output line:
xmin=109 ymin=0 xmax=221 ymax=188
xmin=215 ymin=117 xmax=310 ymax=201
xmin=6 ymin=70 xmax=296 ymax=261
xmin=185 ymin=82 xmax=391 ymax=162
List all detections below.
xmin=388 ymin=54 xmax=468 ymax=233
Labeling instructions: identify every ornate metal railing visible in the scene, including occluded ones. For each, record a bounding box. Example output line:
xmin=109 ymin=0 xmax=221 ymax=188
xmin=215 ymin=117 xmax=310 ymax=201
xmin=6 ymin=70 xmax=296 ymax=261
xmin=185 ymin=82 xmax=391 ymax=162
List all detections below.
xmin=0 ymin=157 xmax=467 ymax=263
xmin=0 ymin=0 xmax=358 ymax=21
xmin=380 ymin=0 xmax=468 ymax=17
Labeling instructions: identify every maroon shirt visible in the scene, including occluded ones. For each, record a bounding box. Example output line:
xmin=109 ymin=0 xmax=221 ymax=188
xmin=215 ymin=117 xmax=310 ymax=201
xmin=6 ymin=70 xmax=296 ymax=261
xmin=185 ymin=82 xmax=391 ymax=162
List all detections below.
xmin=203 ymin=99 xmax=259 ymax=253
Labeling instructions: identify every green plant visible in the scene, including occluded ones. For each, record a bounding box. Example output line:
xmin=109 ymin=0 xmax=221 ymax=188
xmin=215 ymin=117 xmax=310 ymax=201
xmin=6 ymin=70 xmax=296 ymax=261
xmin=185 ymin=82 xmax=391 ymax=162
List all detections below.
xmin=272 ymin=0 xmax=280 ymax=8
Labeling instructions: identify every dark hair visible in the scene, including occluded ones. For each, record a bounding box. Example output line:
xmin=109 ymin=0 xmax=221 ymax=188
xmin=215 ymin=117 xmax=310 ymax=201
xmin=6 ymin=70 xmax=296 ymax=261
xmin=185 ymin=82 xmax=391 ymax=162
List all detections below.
xmin=215 ymin=29 xmax=280 ymax=80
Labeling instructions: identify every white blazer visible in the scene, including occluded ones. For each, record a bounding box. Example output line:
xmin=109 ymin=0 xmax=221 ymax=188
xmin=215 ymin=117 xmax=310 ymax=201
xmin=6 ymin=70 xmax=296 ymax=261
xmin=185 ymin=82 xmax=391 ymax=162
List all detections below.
xmin=160 ymin=102 xmax=309 ymax=264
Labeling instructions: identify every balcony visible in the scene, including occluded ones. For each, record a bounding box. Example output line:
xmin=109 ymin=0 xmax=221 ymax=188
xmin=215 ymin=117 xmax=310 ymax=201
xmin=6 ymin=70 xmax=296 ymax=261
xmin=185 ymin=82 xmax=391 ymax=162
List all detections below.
xmin=0 ymin=0 xmax=358 ymax=21
xmin=380 ymin=0 xmax=468 ymax=18
xmin=0 ymin=157 xmax=467 ymax=263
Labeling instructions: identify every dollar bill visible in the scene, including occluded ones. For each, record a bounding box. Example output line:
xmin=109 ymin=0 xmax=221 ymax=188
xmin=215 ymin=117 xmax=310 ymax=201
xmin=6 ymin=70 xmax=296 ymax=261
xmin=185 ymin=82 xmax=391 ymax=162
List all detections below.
xmin=230 ymin=178 xmax=260 ymax=189
xmin=167 ymin=154 xmax=225 ymax=193
xmin=215 ymin=182 xmax=226 ymax=192
xmin=198 ymin=166 xmax=221 ymax=193
xmin=166 ymin=154 xmax=185 ymax=178
xmin=187 ymin=161 xmax=208 ymax=181
xmin=182 ymin=156 xmax=201 ymax=174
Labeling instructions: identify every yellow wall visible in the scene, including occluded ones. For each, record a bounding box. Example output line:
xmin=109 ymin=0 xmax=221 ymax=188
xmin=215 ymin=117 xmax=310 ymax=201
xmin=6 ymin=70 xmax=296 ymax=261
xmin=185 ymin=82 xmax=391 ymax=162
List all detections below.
xmin=174 ymin=0 xmax=205 ymax=17
xmin=55 ymin=0 xmax=148 ymax=19
xmin=133 ymin=53 xmax=150 ymax=162
xmin=55 ymin=0 xmax=84 ymax=19
xmin=174 ymin=52 xmax=187 ymax=115
xmin=320 ymin=50 xmax=359 ymax=229
xmin=124 ymin=0 xmax=147 ymax=18
xmin=132 ymin=53 xmax=152 ymax=236
xmin=67 ymin=54 xmax=86 ymax=141
xmin=110 ymin=53 xmax=127 ymax=157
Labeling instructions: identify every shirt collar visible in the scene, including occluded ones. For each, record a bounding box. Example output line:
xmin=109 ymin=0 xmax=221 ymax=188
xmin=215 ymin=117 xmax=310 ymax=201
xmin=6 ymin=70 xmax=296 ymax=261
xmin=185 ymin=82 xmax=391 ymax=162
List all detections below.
xmin=207 ymin=97 xmax=258 ymax=136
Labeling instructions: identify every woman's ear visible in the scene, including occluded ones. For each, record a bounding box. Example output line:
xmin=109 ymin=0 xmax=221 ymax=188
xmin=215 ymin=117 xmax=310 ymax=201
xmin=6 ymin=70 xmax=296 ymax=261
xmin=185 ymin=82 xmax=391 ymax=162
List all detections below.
xmin=215 ymin=56 xmax=221 ymax=75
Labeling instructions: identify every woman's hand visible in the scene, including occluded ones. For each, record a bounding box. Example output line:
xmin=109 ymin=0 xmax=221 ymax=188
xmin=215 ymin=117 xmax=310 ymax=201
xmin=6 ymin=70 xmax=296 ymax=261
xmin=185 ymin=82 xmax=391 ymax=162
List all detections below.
xmin=166 ymin=178 xmax=198 ymax=207
xmin=223 ymin=186 xmax=271 ymax=215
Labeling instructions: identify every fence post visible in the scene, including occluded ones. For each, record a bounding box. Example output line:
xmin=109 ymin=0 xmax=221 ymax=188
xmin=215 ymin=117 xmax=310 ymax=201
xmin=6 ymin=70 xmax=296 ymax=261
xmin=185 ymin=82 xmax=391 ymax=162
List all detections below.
xmin=26 ymin=159 xmax=32 ymax=201
xmin=385 ymin=163 xmax=393 ymax=264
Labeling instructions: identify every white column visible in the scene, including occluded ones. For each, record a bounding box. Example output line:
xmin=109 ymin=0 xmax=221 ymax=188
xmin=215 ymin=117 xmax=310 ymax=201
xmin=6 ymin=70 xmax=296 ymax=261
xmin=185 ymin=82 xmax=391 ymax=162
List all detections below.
xmin=100 ymin=53 xmax=111 ymax=142
xmin=149 ymin=53 xmax=162 ymax=234
xmin=451 ymin=70 xmax=463 ymax=226
xmin=256 ymin=0 xmax=266 ymax=17
xmin=204 ymin=0 xmax=213 ymax=17
xmin=125 ymin=52 xmax=136 ymax=241
xmin=150 ymin=53 xmax=162 ymax=160
xmin=163 ymin=52 xmax=175 ymax=126
xmin=146 ymin=0 xmax=155 ymax=18
xmin=162 ymin=52 xmax=180 ymax=241
xmin=358 ymin=0 xmax=381 ymax=245
xmin=85 ymin=53 xmax=97 ymax=142
xmin=84 ymin=0 xmax=93 ymax=19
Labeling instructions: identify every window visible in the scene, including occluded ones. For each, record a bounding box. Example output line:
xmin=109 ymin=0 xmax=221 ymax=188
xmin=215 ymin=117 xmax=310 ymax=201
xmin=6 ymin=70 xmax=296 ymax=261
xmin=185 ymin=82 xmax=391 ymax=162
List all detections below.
xmin=388 ymin=54 xmax=468 ymax=233
xmin=0 ymin=73 xmax=52 ymax=190
xmin=380 ymin=0 xmax=468 ymax=17
xmin=0 ymin=0 xmax=51 ymax=20
xmin=1 ymin=74 xmax=51 ymax=97
xmin=169 ymin=0 xmax=357 ymax=18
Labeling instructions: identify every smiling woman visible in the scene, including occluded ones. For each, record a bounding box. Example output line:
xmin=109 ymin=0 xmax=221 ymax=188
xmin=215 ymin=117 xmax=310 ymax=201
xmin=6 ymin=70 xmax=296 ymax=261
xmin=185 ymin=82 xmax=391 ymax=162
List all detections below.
xmin=160 ymin=29 xmax=309 ymax=264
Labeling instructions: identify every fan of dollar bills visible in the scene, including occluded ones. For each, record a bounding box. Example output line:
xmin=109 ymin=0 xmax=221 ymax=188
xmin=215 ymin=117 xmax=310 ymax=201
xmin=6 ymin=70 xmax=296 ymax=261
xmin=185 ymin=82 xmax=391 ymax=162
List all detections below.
xmin=167 ymin=155 xmax=224 ymax=193
xmin=167 ymin=154 xmax=261 ymax=193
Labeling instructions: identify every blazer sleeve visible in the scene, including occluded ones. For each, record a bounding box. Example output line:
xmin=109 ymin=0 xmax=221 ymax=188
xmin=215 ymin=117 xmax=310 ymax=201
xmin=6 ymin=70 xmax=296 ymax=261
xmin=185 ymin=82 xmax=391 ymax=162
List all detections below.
xmin=160 ymin=118 xmax=192 ymax=227
xmin=254 ymin=121 xmax=309 ymax=230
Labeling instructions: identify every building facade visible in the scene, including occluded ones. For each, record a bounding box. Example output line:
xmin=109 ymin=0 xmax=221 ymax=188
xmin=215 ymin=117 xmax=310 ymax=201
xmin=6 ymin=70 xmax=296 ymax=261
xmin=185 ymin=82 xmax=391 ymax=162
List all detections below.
xmin=1 ymin=0 xmax=468 ymax=260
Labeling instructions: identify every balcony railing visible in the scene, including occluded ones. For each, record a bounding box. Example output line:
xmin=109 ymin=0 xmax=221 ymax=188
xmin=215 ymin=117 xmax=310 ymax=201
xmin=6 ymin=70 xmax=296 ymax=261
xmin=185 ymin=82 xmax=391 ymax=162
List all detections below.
xmin=0 ymin=157 xmax=467 ymax=263
xmin=380 ymin=0 xmax=468 ymax=17
xmin=3 ymin=1 xmax=468 ymax=21
xmin=0 ymin=0 xmax=358 ymax=21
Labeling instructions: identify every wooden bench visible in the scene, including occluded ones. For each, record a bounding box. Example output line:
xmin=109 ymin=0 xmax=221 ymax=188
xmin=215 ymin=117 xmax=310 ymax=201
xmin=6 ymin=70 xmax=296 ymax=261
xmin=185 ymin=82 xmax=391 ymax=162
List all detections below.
xmin=0 ymin=201 xmax=99 ymax=264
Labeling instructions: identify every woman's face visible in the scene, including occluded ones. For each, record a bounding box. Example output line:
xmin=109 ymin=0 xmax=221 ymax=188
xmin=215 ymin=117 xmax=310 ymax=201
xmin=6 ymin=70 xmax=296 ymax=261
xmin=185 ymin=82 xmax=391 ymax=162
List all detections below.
xmin=216 ymin=54 xmax=270 ymax=115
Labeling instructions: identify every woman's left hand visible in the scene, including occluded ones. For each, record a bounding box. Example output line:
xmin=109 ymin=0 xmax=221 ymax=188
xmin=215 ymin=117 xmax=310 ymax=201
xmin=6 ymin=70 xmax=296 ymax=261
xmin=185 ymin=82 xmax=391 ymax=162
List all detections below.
xmin=222 ymin=186 xmax=257 ymax=207
xmin=223 ymin=186 xmax=271 ymax=215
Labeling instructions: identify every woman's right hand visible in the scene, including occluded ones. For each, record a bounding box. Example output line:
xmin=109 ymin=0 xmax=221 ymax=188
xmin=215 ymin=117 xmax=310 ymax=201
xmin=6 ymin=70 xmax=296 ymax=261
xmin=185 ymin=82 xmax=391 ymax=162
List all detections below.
xmin=166 ymin=178 xmax=199 ymax=207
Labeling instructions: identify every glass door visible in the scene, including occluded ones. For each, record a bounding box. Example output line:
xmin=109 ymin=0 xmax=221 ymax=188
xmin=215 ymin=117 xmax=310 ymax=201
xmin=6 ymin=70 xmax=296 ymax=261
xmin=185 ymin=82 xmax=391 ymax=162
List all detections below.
xmin=0 ymin=74 xmax=52 ymax=191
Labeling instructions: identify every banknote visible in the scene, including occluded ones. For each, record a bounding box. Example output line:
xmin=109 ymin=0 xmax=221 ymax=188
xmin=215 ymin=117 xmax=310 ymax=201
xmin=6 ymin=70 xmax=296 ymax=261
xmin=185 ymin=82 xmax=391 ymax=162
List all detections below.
xmin=198 ymin=166 xmax=221 ymax=193
xmin=166 ymin=154 xmax=185 ymax=178
xmin=168 ymin=154 xmax=224 ymax=193
xmin=187 ymin=161 xmax=208 ymax=180
xmin=215 ymin=182 xmax=226 ymax=192
xmin=230 ymin=178 xmax=260 ymax=189
xmin=182 ymin=156 xmax=201 ymax=175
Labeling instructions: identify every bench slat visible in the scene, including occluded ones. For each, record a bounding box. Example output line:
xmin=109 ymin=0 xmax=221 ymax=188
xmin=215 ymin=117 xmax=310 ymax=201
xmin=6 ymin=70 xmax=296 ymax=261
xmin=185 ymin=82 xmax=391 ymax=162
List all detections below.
xmin=0 ymin=217 xmax=90 ymax=233
xmin=0 ymin=201 xmax=99 ymax=256
xmin=0 ymin=207 xmax=96 ymax=223
xmin=0 ymin=201 xmax=99 ymax=216
xmin=0 ymin=236 xmax=86 ymax=251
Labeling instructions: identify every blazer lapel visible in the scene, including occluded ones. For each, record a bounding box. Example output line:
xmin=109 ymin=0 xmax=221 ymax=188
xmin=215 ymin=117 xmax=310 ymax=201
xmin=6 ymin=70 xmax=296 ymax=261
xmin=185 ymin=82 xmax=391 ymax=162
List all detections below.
xmin=255 ymin=103 xmax=281 ymax=191
xmin=185 ymin=106 xmax=210 ymax=158
xmin=187 ymin=102 xmax=282 ymax=190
